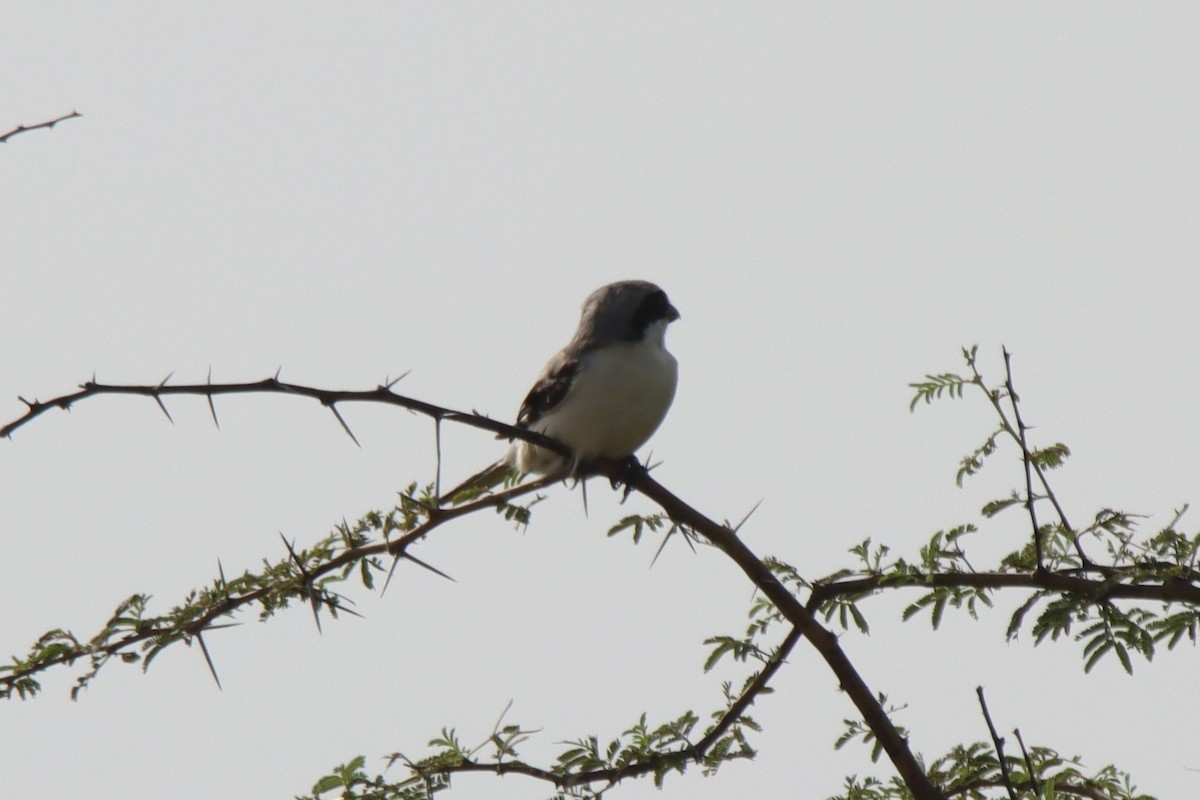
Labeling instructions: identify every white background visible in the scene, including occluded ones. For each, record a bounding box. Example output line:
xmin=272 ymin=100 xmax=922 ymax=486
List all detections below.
xmin=3 ymin=4 xmax=1198 ymax=798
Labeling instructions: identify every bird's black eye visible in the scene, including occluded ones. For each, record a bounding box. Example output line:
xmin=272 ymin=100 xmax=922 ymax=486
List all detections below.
xmin=632 ymin=289 xmax=674 ymax=337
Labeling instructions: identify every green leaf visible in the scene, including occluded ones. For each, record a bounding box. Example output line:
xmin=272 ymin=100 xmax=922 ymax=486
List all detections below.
xmin=848 ymin=604 xmax=870 ymax=635
xmin=981 ymin=492 xmax=1023 ymax=518
xmin=1115 ymin=642 xmax=1133 ymax=675
xmin=908 ymin=372 xmax=971 ymax=411
xmin=1083 ymin=640 xmax=1111 ymax=673
xmin=309 ymin=774 xmax=345 ymax=794
xmin=1030 ymin=442 xmax=1071 ymax=470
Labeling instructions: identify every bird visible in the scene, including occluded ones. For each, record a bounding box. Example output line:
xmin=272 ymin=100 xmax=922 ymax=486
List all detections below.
xmin=441 ymin=280 xmax=680 ymax=504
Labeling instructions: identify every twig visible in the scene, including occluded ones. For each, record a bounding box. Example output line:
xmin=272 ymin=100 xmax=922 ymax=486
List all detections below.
xmin=0 ymin=111 xmax=82 ymax=144
xmin=1 ymin=376 xmax=571 ymax=462
xmin=1013 ymin=727 xmax=1040 ymax=795
xmin=975 ymin=686 xmax=1018 ymax=800
xmin=998 ymin=349 xmax=1090 ymax=567
xmin=807 ymin=567 xmax=1200 ymax=608
xmin=1001 ymin=348 xmax=1046 ymax=570
xmin=695 ymin=625 xmax=802 ymax=755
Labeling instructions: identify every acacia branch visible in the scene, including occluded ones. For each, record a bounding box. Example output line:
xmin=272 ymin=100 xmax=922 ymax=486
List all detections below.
xmin=4 ymin=374 xmax=941 ymax=798
xmin=395 ymin=624 xmax=801 ymax=795
xmin=808 ymin=568 xmax=1200 ymax=608
xmin=1001 ymin=347 xmax=1047 ymax=571
xmin=0 ymin=111 xmax=82 ymax=144
xmin=605 ymin=464 xmax=945 ymax=800
xmin=697 ymin=624 xmax=803 ymax=754
xmin=975 ymin=687 xmax=1018 ymax=800
xmin=1 ymin=375 xmax=571 ymax=461
xmin=969 ymin=350 xmax=1088 ymax=567
xmin=0 ymin=474 xmax=560 ymax=697
xmin=947 ymin=778 xmax=1119 ymax=800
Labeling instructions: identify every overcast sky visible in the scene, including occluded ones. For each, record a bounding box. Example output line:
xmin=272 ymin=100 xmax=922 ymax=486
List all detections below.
xmin=3 ymin=4 xmax=1199 ymax=799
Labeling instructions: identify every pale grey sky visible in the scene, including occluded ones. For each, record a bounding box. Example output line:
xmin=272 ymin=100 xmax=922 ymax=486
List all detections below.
xmin=3 ymin=4 xmax=1199 ymax=799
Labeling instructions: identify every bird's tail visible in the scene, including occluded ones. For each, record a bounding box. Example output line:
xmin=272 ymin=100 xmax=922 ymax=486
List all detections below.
xmin=439 ymin=458 xmax=517 ymax=505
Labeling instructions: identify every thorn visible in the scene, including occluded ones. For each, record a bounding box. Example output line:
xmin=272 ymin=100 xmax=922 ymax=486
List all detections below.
xmin=580 ymin=477 xmax=589 ymax=518
xmin=382 ymin=553 xmax=402 ymax=596
xmin=493 ymin=699 xmax=515 ymax=733
xmin=196 ymin=633 xmax=222 ymax=690
xmin=384 ymin=370 xmax=411 ymax=390
xmin=434 ymin=418 xmax=443 ymax=498
xmin=274 ymin=366 xmax=283 ymax=381
xmin=280 ymin=532 xmax=302 ymax=565
xmin=732 ymin=498 xmax=764 ymax=535
xmin=154 ymin=395 xmax=175 ymax=425
xmin=279 ymin=533 xmax=322 ymax=633
xmin=679 ymin=525 xmax=699 ymax=555
xmin=328 ymin=404 xmax=361 ymax=448
xmin=332 ymin=601 xmax=363 ymax=619
xmin=158 ymin=370 xmax=174 ymax=388
xmin=310 ymin=595 xmax=323 ymax=634
xmin=206 ymin=366 xmax=220 ymax=430
xmin=217 ymin=558 xmax=226 ymax=583
xmin=649 ymin=527 xmax=673 ymax=568
xmin=403 ymin=552 xmax=456 ymax=582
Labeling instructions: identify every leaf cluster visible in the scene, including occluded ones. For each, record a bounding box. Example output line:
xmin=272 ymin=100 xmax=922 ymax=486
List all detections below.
xmin=1 ymin=482 xmax=550 ymax=699
xmin=832 ymin=740 xmax=1152 ymax=800
xmin=790 ymin=348 xmax=1200 ymax=677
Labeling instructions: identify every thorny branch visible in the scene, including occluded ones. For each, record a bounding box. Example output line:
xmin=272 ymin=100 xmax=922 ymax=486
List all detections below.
xmin=7 ymin=352 xmax=1190 ymax=800
xmin=0 ymin=473 xmax=560 ymax=697
xmin=808 ymin=569 xmax=1200 ymax=608
xmin=1 ymin=374 xmax=570 ymax=463
xmin=2 ymin=373 xmax=942 ymax=799
xmin=967 ymin=348 xmax=1089 ymax=566
xmin=0 ymin=110 xmax=82 ymax=144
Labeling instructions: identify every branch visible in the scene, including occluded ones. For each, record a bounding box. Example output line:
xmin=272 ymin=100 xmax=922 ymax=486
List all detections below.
xmin=394 ymin=629 xmax=803 ymax=796
xmin=0 ymin=111 xmax=82 ymax=144
xmin=1 ymin=376 xmax=570 ymax=461
xmin=3 ymin=375 xmax=941 ymax=798
xmin=809 ymin=568 xmax=1200 ymax=608
xmin=969 ymin=349 xmax=1089 ymax=567
xmin=0 ymin=475 xmax=560 ymax=699
xmin=696 ymin=625 xmax=803 ymax=755
xmin=1002 ymin=347 xmax=1047 ymax=570
xmin=604 ymin=463 xmax=945 ymax=800
xmin=975 ymin=687 xmax=1018 ymax=800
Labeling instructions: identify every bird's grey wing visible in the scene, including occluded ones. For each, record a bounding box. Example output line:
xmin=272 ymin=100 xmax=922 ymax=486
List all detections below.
xmin=515 ymin=349 xmax=581 ymax=429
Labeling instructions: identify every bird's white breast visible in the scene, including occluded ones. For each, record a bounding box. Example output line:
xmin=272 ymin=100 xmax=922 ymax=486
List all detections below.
xmin=516 ymin=330 xmax=678 ymax=472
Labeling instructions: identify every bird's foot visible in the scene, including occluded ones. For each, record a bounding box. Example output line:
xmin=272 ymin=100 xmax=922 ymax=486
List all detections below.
xmin=609 ymin=455 xmax=649 ymax=501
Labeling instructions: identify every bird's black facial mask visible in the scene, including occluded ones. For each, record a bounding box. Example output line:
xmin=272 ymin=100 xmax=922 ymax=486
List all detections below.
xmin=632 ymin=289 xmax=680 ymax=340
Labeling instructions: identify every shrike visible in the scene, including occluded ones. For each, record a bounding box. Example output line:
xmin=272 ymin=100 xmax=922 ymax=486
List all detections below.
xmin=442 ymin=280 xmax=680 ymax=503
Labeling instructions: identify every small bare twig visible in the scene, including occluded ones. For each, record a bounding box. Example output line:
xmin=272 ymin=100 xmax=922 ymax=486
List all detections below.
xmin=0 ymin=110 xmax=82 ymax=144
xmin=975 ymin=686 xmax=1018 ymax=800
xmin=1013 ymin=727 xmax=1040 ymax=795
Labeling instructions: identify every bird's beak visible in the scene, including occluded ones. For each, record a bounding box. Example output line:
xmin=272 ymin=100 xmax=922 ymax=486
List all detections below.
xmin=666 ymin=304 xmax=681 ymax=322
